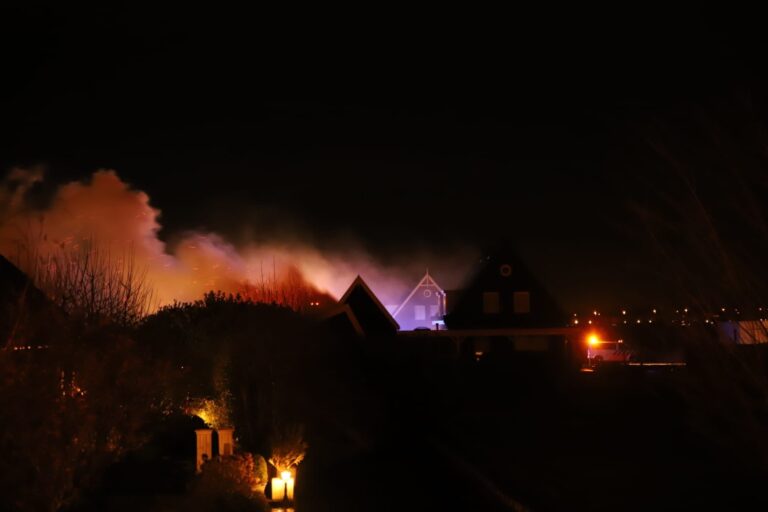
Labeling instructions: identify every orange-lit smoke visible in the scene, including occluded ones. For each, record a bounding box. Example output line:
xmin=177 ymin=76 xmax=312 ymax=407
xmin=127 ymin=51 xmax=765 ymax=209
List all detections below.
xmin=0 ymin=169 xmax=473 ymax=311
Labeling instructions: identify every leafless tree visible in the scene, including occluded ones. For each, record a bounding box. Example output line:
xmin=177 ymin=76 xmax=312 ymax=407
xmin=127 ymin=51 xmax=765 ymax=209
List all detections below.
xmin=13 ymin=238 xmax=154 ymax=327
xmin=238 ymin=262 xmax=325 ymax=312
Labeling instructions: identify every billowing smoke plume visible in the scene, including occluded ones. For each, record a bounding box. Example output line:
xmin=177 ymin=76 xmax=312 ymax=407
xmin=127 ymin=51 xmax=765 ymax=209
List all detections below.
xmin=0 ymin=169 xmax=475 ymax=312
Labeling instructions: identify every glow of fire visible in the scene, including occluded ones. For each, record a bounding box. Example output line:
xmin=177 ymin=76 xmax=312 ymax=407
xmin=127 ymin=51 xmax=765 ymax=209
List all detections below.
xmin=0 ymin=169 xmax=473 ymax=311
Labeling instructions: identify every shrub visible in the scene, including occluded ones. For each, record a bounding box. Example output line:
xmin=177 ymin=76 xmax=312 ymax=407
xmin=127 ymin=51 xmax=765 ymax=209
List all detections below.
xmin=186 ymin=453 xmax=268 ymax=512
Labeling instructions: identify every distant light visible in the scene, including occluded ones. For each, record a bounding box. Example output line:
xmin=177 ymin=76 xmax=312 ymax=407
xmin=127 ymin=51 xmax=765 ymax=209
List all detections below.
xmin=636 ymin=319 xmax=641 ymax=324
xmin=574 ymin=319 xmax=579 ymax=325
xmin=621 ymin=310 xmax=627 ymax=315
xmin=652 ymin=309 xmax=657 ymax=314
xmin=593 ymin=310 xmax=598 ymax=316
xmin=587 ymin=334 xmax=600 ymax=346
xmin=588 ymin=320 xmax=593 ymax=325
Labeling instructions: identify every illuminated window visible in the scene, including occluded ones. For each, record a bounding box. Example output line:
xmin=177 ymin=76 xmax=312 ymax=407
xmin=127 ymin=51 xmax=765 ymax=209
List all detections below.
xmin=415 ymin=305 xmax=426 ymax=320
xmin=483 ymin=292 xmax=500 ymax=314
xmin=429 ymin=305 xmax=439 ymax=318
xmin=513 ymin=291 xmax=530 ymax=314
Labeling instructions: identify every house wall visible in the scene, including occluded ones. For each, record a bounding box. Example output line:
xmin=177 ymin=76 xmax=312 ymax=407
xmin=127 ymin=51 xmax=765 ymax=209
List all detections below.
xmin=394 ymin=285 xmax=445 ymax=331
xmin=445 ymin=252 xmax=565 ymax=329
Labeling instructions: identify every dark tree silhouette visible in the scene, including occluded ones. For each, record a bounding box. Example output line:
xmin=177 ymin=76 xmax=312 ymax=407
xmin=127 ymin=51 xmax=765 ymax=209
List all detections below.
xmin=0 ymin=325 xmax=174 ymax=512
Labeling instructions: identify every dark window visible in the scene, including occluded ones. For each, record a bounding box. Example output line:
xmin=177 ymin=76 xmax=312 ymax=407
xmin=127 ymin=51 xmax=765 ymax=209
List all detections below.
xmin=513 ymin=291 xmax=530 ymax=313
xmin=483 ymin=292 xmax=500 ymax=314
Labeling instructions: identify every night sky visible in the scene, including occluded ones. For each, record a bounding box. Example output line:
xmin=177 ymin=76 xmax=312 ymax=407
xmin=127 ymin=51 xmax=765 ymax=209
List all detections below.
xmin=2 ymin=6 xmax=767 ymax=310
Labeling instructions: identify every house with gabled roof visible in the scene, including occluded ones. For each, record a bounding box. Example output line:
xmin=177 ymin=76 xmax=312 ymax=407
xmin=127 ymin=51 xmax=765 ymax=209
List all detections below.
xmin=444 ymin=247 xmax=566 ymax=329
xmin=392 ymin=270 xmax=446 ymax=331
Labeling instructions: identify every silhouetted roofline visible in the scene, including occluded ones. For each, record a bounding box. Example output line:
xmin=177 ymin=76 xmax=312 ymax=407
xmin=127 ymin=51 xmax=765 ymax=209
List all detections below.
xmin=339 ymin=275 xmax=400 ymax=331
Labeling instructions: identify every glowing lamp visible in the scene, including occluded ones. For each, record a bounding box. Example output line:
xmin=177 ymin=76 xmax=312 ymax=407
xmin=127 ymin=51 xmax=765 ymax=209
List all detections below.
xmin=271 ymin=477 xmax=285 ymax=501
xmin=587 ymin=334 xmax=600 ymax=346
xmin=272 ymin=470 xmax=295 ymax=501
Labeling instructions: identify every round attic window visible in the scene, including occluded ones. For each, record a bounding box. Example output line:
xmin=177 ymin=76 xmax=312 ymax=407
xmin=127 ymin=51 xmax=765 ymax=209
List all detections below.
xmin=423 ymin=289 xmax=432 ymax=297
xmin=499 ymin=264 xmax=512 ymax=277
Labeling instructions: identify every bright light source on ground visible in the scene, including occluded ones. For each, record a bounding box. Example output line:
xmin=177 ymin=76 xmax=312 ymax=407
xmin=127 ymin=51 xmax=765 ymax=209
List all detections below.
xmin=274 ymin=470 xmax=295 ymax=501
xmin=587 ymin=334 xmax=600 ymax=346
xmin=272 ymin=477 xmax=285 ymax=500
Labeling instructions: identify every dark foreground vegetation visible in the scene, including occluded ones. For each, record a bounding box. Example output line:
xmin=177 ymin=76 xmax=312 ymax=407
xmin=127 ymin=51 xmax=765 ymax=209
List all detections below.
xmin=4 ymin=275 xmax=768 ymax=511
xmin=3 ymin=227 xmax=768 ymax=512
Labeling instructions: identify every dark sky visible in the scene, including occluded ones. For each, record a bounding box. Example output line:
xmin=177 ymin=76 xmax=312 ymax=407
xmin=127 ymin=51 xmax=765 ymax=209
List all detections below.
xmin=2 ymin=6 xmax=767 ymax=310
